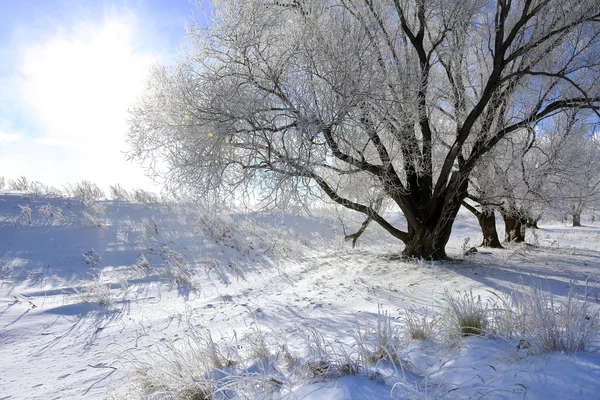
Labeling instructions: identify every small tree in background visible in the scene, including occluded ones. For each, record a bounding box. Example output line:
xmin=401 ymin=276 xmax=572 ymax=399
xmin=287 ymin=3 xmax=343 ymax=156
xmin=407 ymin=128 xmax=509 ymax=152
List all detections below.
xmin=542 ymin=117 xmax=600 ymax=227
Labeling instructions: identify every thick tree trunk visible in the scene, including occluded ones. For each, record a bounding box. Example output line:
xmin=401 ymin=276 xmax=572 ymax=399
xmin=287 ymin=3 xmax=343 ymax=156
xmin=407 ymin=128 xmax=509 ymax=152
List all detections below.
xmin=462 ymin=201 xmax=503 ymax=249
xmin=401 ymin=172 xmax=468 ymax=260
xmin=573 ymin=213 xmax=581 ymax=227
xmin=503 ymin=214 xmax=526 ymax=243
xmin=402 ymin=228 xmax=450 ymax=260
xmin=478 ymin=210 xmax=503 ymax=248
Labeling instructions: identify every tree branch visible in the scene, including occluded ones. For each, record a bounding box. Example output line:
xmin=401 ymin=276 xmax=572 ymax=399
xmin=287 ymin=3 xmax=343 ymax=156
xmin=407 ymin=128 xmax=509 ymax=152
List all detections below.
xmin=312 ymin=174 xmax=409 ymax=242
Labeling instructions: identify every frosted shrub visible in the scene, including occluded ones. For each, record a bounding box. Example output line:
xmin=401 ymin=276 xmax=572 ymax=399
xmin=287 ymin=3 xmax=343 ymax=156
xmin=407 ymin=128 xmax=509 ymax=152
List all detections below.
xmin=69 ymin=180 xmax=105 ymax=209
xmin=133 ymin=189 xmax=159 ymax=204
xmin=109 ymin=183 xmax=130 ymax=201
xmin=115 ymin=230 xmax=129 ymax=244
xmin=194 ymin=212 xmax=235 ymax=244
xmin=122 ymin=215 xmax=136 ymax=230
xmin=141 ymin=216 xmax=158 ymax=237
xmin=0 ymin=176 xmax=4 ymax=189
xmin=491 ymin=282 xmax=600 ymax=353
xmin=353 ymin=307 xmax=409 ymax=373
xmin=405 ymin=306 xmax=438 ymax=341
xmin=37 ymin=204 xmax=65 ymax=224
xmin=163 ymin=249 xmax=194 ymax=287
xmin=190 ymin=209 xmax=299 ymax=258
xmin=81 ymin=211 xmax=106 ymax=228
xmin=83 ymin=249 xmax=101 ymax=268
xmin=8 ymin=176 xmax=29 ymax=191
xmin=131 ymin=329 xmax=229 ymax=399
xmin=43 ymin=185 xmax=64 ymax=199
xmin=133 ymin=254 xmax=151 ymax=275
xmin=18 ymin=204 xmax=32 ymax=225
xmin=58 ymin=252 xmax=120 ymax=308
xmin=25 ymin=181 xmax=47 ymax=198
xmin=77 ymin=274 xmax=115 ymax=307
xmin=441 ymin=289 xmax=488 ymax=338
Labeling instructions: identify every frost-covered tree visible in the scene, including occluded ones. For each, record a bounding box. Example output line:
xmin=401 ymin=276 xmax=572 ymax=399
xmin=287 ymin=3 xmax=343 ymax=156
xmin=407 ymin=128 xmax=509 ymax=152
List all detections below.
xmin=495 ymin=133 xmax=548 ymax=242
xmin=465 ymin=130 xmax=544 ymax=244
xmin=542 ymin=118 xmax=600 ymax=226
xmin=463 ymin=156 xmax=505 ymax=248
xmin=128 ymin=0 xmax=600 ymax=259
xmin=466 ymin=110 xmax=600 ymax=244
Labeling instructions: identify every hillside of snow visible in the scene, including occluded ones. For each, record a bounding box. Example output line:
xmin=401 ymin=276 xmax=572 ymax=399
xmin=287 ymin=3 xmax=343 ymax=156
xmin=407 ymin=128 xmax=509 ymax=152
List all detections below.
xmin=1 ymin=188 xmax=600 ymax=399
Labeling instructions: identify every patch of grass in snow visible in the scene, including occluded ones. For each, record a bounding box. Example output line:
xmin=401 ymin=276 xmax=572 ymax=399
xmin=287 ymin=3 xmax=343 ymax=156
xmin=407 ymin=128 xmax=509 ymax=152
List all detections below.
xmin=429 ymin=281 xmax=600 ymax=355
xmin=124 ymin=309 xmax=409 ymax=399
xmin=404 ymin=306 xmax=439 ymax=341
xmin=109 ymin=183 xmax=131 ymax=201
xmin=124 ymin=280 xmax=600 ymax=399
xmin=8 ymin=176 xmax=31 ymax=191
xmin=60 ymin=271 xmax=119 ymax=309
xmin=440 ymin=289 xmax=489 ymax=339
xmin=67 ymin=180 xmax=105 ymax=209
xmin=489 ymin=280 xmax=600 ymax=354
xmin=127 ymin=325 xmax=281 ymax=399
xmin=354 ymin=306 xmax=411 ymax=369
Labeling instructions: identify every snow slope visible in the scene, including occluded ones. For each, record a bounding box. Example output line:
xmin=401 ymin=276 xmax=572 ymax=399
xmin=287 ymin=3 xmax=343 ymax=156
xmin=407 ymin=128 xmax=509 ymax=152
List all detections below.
xmin=1 ymin=190 xmax=600 ymax=399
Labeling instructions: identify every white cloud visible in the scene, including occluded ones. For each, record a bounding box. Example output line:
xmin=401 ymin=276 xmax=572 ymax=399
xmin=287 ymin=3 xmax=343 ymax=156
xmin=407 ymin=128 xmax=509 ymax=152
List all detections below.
xmin=0 ymin=131 xmax=21 ymax=143
xmin=0 ymin=12 xmax=169 ymax=192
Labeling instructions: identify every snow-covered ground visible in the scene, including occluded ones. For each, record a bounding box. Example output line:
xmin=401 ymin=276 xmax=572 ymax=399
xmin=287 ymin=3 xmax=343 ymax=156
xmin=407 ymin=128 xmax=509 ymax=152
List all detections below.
xmin=1 ymin=189 xmax=600 ymax=399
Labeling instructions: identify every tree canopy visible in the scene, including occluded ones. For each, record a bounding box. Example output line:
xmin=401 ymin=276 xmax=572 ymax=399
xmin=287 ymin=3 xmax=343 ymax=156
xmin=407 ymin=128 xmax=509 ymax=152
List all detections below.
xmin=128 ymin=0 xmax=600 ymax=259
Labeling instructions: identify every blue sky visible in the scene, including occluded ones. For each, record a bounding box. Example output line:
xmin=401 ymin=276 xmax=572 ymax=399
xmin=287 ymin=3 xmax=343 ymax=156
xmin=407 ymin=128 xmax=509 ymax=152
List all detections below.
xmin=0 ymin=0 xmax=209 ymax=191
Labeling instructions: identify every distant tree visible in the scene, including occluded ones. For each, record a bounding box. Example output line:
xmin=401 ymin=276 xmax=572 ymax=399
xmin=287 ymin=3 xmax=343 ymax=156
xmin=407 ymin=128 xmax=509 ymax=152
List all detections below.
xmin=542 ymin=117 xmax=600 ymax=227
xmin=496 ymin=135 xmax=546 ymax=243
xmin=128 ymin=0 xmax=600 ymax=259
xmin=467 ymin=110 xmax=600 ymax=245
xmin=463 ymin=153 xmax=505 ymax=248
xmin=466 ymin=131 xmax=545 ymax=244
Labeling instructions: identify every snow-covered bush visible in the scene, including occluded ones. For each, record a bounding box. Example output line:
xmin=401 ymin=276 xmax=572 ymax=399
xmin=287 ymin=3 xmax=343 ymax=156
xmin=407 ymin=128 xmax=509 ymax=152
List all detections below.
xmin=133 ymin=189 xmax=159 ymax=204
xmin=24 ymin=181 xmax=47 ymax=199
xmin=131 ymin=254 xmax=151 ymax=276
xmin=189 ymin=209 xmax=300 ymax=258
xmin=109 ymin=183 xmax=130 ymax=201
xmin=491 ymin=281 xmax=600 ymax=353
xmin=300 ymin=328 xmax=360 ymax=381
xmin=163 ymin=248 xmax=195 ymax=288
xmin=76 ymin=274 xmax=115 ymax=307
xmin=441 ymin=289 xmax=489 ymax=338
xmin=80 ymin=211 xmax=106 ymax=228
xmin=115 ymin=230 xmax=129 ymax=244
xmin=8 ymin=176 xmax=29 ymax=191
xmin=18 ymin=204 xmax=32 ymax=225
xmin=127 ymin=310 xmax=410 ymax=399
xmin=83 ymin=249 xmax=102 ymax=268
xmin=37 ymin=204 xmax=66 ymax=225
xmin=354 ymin=307 xmax=407 ymax=367
xmin=69 ymin=180 xmax=105 ymax=209
xmin=130 ymin=328 xmax=236 ymax=399
xmin=404 ymin=306 xmax=438 ymax=341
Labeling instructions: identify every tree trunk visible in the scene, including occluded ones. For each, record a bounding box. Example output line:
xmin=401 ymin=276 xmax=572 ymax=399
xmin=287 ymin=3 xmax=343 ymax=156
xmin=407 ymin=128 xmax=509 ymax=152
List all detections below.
xmin=503 ymin=214 xmax=526 ymax=243
xmin=401 ymin=172 xmax=468 ymax=260
xmin=478 ymin=210 xmax=503 ymax=248
xmin=573 ymin=213 xmax=581 ymax=227
xmin=526 ymin=217 xmax=540 ymax=229
xmin=402 ymin=228 xmax=450 ymax=260
xmin=462 ymin=201 xmax=503 ymax=249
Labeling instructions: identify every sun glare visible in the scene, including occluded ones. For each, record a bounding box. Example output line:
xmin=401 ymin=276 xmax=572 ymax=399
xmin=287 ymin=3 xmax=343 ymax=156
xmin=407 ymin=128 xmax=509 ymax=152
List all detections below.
xmin=8 ymin=15 xmax=160 ymax=190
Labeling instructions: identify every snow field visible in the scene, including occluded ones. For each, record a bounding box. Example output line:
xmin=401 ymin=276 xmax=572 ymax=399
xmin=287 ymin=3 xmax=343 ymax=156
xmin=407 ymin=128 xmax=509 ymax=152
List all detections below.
xmin=1 ymin=185 xmax=600 ymax=399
